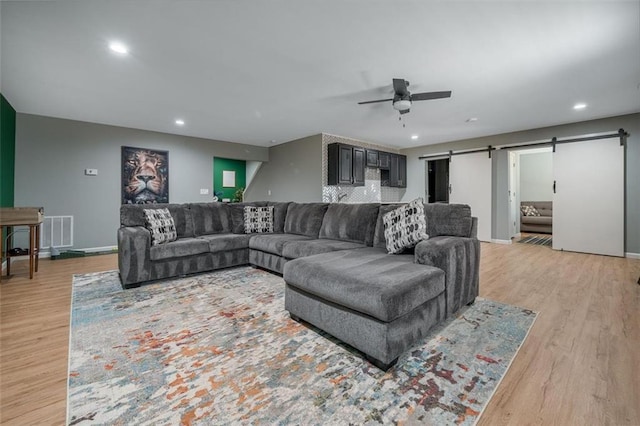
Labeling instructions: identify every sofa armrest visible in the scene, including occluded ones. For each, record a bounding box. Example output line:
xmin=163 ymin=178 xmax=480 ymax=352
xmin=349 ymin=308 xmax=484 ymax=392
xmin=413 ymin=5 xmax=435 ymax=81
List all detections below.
xmin=414 ymin=236 xmax=480 ymax=317
xmin=117 ymin=226 xmax=152 ymax=287
xmin=470 ymin=217 xmax=478 ymax=239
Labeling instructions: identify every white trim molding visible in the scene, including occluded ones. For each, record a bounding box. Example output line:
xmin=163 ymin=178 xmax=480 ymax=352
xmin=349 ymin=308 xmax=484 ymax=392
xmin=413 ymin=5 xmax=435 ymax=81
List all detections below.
xmin=492 ymin=239 xmax=513 ymax=245
xmin=626 ymin=252 xmax=640 ymax=259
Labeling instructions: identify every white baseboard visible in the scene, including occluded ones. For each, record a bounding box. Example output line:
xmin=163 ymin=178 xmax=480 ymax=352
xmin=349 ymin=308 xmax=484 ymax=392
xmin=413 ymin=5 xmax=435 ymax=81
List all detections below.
xmin=77 ymin=245 xmax=118 ymax=254
xmin=626 ymin=252 xmax=640 ymax=259
xmin=492 ymin=239 xmax=512 ymax=245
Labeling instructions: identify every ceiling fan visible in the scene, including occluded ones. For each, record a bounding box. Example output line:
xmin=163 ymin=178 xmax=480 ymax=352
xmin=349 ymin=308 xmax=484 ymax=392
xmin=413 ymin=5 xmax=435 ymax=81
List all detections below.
xmin=358 ymin=78 xmax=451 ymax=115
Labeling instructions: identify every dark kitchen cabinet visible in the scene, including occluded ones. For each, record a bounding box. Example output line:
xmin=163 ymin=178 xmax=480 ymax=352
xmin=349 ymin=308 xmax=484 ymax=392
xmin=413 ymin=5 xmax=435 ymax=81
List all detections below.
xmin=327 ymin=143 xmax=365 ymax=186
xmin=353 ymin=147 xmax=366 ymax=185
xmin=382 ymin=154 xmax=407 ymax=188
xmin=389 ymin=154 xmax=399 ymax=187
xmin=397 ymin=154 xmax=407 ymax=188
xmin=378 ymin=152 xmax=390 ymax=169
xmin=365 ymin=149 xmax=379 ymax=168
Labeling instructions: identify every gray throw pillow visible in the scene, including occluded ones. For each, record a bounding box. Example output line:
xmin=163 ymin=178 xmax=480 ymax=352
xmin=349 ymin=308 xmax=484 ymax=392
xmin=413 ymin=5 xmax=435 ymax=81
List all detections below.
xmin=143 ymin=208 xmax=177 ymax=246
xmin=383 ymin=198 xmax=428 ymax=254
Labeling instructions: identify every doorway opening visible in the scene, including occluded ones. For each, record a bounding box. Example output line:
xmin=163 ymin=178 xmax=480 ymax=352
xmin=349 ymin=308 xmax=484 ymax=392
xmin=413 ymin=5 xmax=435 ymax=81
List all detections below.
xmin=426 ymin=158 xmax=449 ymax=204
xmin=509 ymin=147 xmax=553 ymax=244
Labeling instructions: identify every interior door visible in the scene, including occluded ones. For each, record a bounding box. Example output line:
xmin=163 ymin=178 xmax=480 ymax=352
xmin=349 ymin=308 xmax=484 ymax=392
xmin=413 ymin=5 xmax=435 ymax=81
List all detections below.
xmin=552 ymin=137 xmax=624 ymax=257
xmin=449 ymin=152 xmax=492 ymax=242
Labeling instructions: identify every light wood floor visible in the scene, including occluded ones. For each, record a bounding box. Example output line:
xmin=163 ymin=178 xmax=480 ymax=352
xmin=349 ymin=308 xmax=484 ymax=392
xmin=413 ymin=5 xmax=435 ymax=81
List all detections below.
xmin=1 ymin=244 xmax=639 ymax=425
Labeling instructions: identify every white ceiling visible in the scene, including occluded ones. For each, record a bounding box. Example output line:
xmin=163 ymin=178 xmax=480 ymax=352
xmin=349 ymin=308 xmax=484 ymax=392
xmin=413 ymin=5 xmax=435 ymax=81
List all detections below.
xmin=1 ymin=1 xmax=639 ymax=148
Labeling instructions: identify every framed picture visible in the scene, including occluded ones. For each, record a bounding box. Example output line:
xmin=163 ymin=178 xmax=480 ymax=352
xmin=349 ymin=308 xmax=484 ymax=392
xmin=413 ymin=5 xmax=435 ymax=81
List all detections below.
xmin=222 ymin=170 xmax=236 ymax=187
xmin=121 ymin=146 xmax=169 ymax=204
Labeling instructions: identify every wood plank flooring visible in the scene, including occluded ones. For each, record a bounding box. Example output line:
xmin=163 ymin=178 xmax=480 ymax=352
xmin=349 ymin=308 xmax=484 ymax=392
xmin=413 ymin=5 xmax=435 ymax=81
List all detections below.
xmin=1 ymin=244 xmax=639 ymax=425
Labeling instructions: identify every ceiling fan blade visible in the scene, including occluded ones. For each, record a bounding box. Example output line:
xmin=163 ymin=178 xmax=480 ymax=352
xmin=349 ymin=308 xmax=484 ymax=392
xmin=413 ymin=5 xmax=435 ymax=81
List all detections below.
xmin=358 ymin=98 xmax=393 ymax=105
xmin=410 ymin=91 xmax=452 ymax=101
xmin=399 ymin=109 xmax=410 ymax=115
xmin=392 ymin=78 xmax=409 ymax=96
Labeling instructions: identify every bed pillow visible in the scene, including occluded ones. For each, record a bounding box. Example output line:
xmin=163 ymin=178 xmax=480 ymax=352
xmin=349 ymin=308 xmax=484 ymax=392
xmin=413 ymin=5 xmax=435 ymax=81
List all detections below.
xmin=383 ymin=198 xmax=428 ymax=254
xmin=143 ymin=208 xmax=177 ymax=246
xmin=244 ymin=206 xmax=274 ymax=234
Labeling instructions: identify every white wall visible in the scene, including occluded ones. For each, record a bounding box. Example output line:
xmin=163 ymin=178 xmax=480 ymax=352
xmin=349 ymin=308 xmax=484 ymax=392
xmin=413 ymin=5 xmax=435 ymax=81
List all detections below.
xmin=519 ymin=151 xmax=553 ymax=201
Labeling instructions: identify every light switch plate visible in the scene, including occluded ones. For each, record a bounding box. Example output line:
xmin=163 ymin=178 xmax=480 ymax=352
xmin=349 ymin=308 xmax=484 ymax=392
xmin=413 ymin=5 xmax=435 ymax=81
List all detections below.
xmin=200 ymin=188 xmax=209 ymax=195
xmin=85 ymin=168 xmax=98 ymax=176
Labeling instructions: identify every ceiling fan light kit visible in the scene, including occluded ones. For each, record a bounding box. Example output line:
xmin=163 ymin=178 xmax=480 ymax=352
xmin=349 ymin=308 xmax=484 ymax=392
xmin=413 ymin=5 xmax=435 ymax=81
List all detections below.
xmin=393 ymin=99 xmax=412 ymax=111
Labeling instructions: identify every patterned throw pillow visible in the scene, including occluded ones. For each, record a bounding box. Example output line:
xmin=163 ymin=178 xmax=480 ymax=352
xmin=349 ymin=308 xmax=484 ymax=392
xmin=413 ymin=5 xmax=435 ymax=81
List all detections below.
xmin=244 ymin=206 xmax=274 ymax=234
xmin=521 ymin=205 xmax=540 ymax=217
xmin=143 ymin=208 xmax=177 ymax=246
xmin=383 ymin=198 xmax=429 ymax=254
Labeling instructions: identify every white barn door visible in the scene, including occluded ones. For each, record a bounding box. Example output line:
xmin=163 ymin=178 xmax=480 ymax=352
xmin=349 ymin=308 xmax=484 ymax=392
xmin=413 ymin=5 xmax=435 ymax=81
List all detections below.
xmin=449 ymin=152 xmax=492 ymax=242
xmin=552 ymin=137 xmax=624 ymax=257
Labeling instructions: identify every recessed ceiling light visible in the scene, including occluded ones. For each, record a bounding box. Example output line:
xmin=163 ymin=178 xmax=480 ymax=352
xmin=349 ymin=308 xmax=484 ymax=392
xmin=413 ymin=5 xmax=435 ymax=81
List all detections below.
xmin=573 ymin=103 xmax=587 ymax=110
xmin=411 ymin=135 xmax=419 ymax=140
xmin=466 ymin=117 xmax=478 ymax=123
xmin=175 ymin=119 xmax=185 ymax=126
xmin=109 ymin=41 xmax=129 ymax=55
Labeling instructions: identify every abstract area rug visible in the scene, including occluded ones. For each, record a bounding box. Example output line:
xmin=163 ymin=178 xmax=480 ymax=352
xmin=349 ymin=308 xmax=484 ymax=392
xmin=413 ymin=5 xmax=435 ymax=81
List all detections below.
xmin=67 ymin=267 xmax=536 ymax=425
xmin=518 ymin=234 xmax=552 ymax=246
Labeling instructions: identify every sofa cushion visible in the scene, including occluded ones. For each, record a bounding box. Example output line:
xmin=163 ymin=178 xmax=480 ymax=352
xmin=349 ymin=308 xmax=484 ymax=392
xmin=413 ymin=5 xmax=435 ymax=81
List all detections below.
xmin=121 ymin=203 xmax=194 ymax=238
xmin=249 ymin=233 xmax=313 ymax=256
xmin=284 ymin=203 xmax=329 ymax=238
xmin=267 ymin=201 xmax=292 ymax=233
xmin=318 ymin=203 xmax=379 ymax=245
xmin=283 ymin=247 xmax=445 ymax=322
xmin=143 ymin=208 xmax=177 ymax=246
xmin=521 ymin=215 xmax=552 ymax=226
xmin=229 ymin=201 xmax=269 ymax=233
xmin=423 ymin=203 xmax=473 ymax=238
xmin=373 ymin=204 xmax=405 ymax=249
xmin=149 ymin=237 xmax=210 ymax=261
xmin=244 ymin=206 xmax=274 ymax=234
xmin=383 ymin=198 xmax=428 ymax=254
xmin=197 ymin=233 xmax=252 ymax=253
xmin=189 ymin=203 xmax=233 ymax=235
xmin=282 ymin=238 xmax=367 ymax=260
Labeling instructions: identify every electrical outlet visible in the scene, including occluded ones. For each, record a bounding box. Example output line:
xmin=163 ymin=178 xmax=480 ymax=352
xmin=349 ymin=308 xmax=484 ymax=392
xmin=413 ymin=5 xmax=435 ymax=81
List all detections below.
xmin=85 ymin=168 xmax=98 ymax=176
xmin=200 ymin=188 xmax=209 ymax=195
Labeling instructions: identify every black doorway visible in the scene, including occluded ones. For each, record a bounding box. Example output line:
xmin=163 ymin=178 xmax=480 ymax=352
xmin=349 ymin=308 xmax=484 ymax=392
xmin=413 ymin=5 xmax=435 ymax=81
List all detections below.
xmin=427 ymin=159 xmax=449 ymax=203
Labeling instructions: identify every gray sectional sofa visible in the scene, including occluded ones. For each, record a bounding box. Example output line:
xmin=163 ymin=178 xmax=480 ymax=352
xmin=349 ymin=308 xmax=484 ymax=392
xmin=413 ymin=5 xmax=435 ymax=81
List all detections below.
xmin=118 ymin=201 xmax=480 ymax=370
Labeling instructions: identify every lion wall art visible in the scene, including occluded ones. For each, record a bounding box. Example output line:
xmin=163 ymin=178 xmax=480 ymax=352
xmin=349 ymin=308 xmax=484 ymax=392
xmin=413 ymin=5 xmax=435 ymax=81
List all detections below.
xmin=121 ymin=146 xmax=169 ymax=204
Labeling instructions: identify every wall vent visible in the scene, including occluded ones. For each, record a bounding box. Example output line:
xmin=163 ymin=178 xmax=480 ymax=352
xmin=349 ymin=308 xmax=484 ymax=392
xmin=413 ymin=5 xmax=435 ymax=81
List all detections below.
xmin=41 ymin=216 xmax=74 ymax=249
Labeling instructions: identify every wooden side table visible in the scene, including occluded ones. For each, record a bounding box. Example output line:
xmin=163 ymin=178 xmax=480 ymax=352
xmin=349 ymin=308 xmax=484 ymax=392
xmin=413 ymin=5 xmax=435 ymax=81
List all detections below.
xmin=0 ymin=207 xmax=44 ymax=280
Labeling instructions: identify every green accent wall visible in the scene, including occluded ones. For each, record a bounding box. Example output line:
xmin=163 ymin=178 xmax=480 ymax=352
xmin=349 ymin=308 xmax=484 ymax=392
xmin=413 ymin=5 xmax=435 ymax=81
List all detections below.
xmin=1 ymin=94 xmax=16 ymax=209
xmin=1 ymin=94 xmax=16 ymax=261
xmin=213 ymin=157 xmax=246 ymax=201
